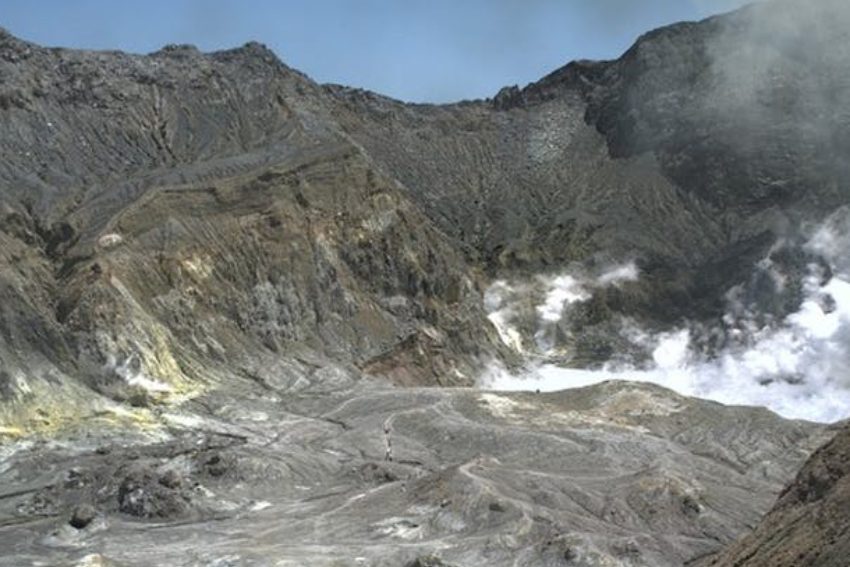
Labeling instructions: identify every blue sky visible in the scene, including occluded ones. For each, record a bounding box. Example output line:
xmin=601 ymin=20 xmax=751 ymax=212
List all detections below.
xmin=2 ymin=0 xmax=753 ymax=102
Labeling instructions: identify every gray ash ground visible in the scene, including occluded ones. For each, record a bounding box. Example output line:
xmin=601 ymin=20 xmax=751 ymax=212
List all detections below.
xmin=0 ymin=379 xmax=828 ymax=567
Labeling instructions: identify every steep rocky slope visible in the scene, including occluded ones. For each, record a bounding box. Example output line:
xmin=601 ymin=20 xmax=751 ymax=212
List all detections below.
xmin=330 ymin=0 xmax=850 ymax=303
xmin=699 ymin=420 xmax=850 ymax=567
xmin=0 ymin=30 xmax=511 ymax=433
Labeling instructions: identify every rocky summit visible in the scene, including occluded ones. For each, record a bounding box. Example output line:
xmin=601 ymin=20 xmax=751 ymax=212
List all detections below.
xmin=0 ymin=0 xmax=849 ymax=565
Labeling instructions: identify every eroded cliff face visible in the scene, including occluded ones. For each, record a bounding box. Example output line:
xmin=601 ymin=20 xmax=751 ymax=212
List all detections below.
xmin=0 ymin=30 xmax=514 ymax=432
xmin=324 ymin=0 xmax=850 ymax=364
xmin=2 ymin=0 xmax=850 ymax=421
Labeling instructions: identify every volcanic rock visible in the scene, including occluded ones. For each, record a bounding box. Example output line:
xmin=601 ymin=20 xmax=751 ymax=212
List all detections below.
xmin=69 ymin=503 xmax=97 ymax=529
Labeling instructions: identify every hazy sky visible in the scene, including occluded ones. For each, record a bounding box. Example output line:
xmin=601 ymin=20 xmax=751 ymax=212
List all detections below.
xmin=2 ymin=0 xmax=754 ymax=102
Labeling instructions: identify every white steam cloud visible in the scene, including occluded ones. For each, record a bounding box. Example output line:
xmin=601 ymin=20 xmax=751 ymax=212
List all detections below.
xmin=486 ymin=262 xmax=638 ymax=354
xmin=481 ymin=213 xmax=850 ymax=423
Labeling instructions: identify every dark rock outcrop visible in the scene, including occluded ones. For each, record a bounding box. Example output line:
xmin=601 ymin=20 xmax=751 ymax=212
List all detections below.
xmin=117 ymin=468 xmax=191 ymax=519
xmin=68 ymin=503 xmax=97 ymax=529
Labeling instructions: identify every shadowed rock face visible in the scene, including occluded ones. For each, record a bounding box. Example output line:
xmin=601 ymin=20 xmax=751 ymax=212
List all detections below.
xmin=0 ymin=0 xmax=848 ymax=565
